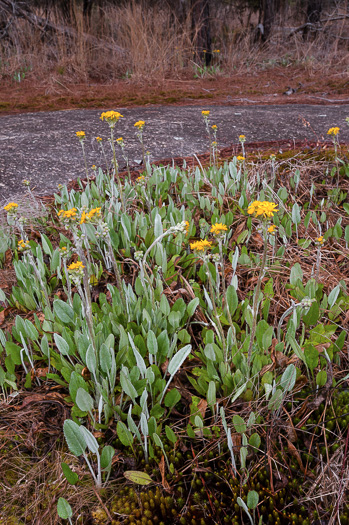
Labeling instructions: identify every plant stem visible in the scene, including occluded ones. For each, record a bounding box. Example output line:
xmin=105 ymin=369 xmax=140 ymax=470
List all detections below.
xmin=205 ymin=259 xmax=227 ymax=362
xmin=110 ymin=127 xmax=125 ymax=213
xmin=247 ymin=228 xmax=268 ymax=373
xmin=218 ymin=239 xmax=234 ymax=329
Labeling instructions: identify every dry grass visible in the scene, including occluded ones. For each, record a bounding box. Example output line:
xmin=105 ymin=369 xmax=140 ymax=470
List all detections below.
xmin=0 ymin=1 xmax=348 ymax=85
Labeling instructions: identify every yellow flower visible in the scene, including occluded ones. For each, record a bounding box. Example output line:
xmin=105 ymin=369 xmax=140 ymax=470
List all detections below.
xmin=137 ymin=175 xmax=145 ymax=182
xmin=268 ymin=225 xmax=277 ymax=235
xmin=61 ymin=247 xmax=67 ymax=251
xmin=214 ymin=49 xmax=220 ymax=53
xmin=210 ymin=223 xmax=228 ymax=236
xmin=4 ymin=202 xmax=18 ymax=212
xmin=134 ymin=120 xmax=145 ymax=129
xmin=190 ymin=239 xmax=212 ymax=251
xmin=202 ymin=110 xmax=210 ymax=116
xmin=58 ymin=208 xmax=78 ymax=220
xmin=116 ymin=137 xmax=124 ymax=143
xmin=239 ymin=134 xmax=246 ymax=142
xmin=87 ymin=207 xmax=102 ymax=220
xmin=184 ymin=221 xmax=189 ymax=235
xmin=316 ymin=236 xmax=324 ymax=245
xmin=68 ymin=261 xmax=85 ymax=271
xmin=212 ymin=125 xmax=217 ymax=129
xmin=327 ymin=127 xmax=340 ymax=136
xmin=100 ymin=111 xmax=123 ymax=123
xmin=80 ymin=211 xmax=87 ymax=224
xmin=247 ymin=201 xmax=278 ymax=219
xmin=212 ymin=141 xmax=217 ymax=146
xmin=96 ymin=136 xmax=102 ymax=142
xmin=76 ymin=131 xmax=85 ymax=139
xmin=91 ymin=165 xmax=96 ymax=170
xmin=236 ymin=156 xmax=245 ymax=161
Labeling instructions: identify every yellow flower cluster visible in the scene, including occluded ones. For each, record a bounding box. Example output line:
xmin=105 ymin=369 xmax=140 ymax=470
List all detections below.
xmin=100 ymin=111 xmax=123 ymax=122
xmin=268 ymin=225 xmax=277 ymax=235
xmin=190 ymin=239 xmax=212 ymax=251
xmin=210 ymin=223 xmax=228 ymax=236
xmin=212 ymin=125 xmax=217 ymax=130
xmin=76 ymin=131 xmax=85 ymax=139
xmin=116 ymin=137 xmax=124 ymax=143
xmin=58 ymin=208 xmax=78 ymax=220
xmin=236 ymin=156 xmax=245 ymax=161
xmin=202 ymin=110 xmax=210 ymax=116
xmin=134 ymin=120 xmax=145 ymax=129
xmin=80 ymin=207 xmax=102 ymax=224
xmin=18 ymin=239 xmax=30 ymax=250
xmin=91 ymin=165 xmax=96 ymax=170
xmin=137 ymin=175 xmax=145 ymax=182
xmin=4 ymin=202 xmax=18 ymax=212
xmin=68 ymin=261 xmax=85 ymax=271
xmin=316 ymin=236 xmax=324 ymax=245
xmin=96 ymin=136 xmax=102 ymax=142
xmin=327 ymin=127 xmax=340 ymax=136
xmin=213 ymin=49 xmax=220 ymax=53
xmin=239 ymin=134 xmax=246 ymax=142
xmin=184 ymin=221 xmax=189 ymax=234
xmin=248 ymin=201 xmax=278 ymax=219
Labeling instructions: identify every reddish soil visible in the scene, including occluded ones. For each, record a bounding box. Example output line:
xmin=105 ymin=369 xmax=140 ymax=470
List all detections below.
xmin=1 ymin=67 xmax=349 ymax=115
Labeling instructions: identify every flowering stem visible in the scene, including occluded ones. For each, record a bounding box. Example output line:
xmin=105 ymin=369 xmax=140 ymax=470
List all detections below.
xmin=110 ymin=127 xmax=125 ymax=213
xmin=80 ymin=142 xmax=89 ymax=181
xmin=315 ymin=245 xmax=321 ymax=282
xmin=74 ymin=236 xmax=96 ymax=353
xmin=62 ymin=259 xmax=73 ymax=306
xmin=218 ymin=239 xmax=234 ymax=329
xmin=247 ymin=227 xmax=268 ymax=374
xmin=106 ymin=233 xmax=126 ymax=311
xmin=205 ymin=259 xmax=227 ymax=362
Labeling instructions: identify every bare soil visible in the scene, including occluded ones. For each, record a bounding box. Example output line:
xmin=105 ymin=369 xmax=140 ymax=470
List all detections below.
xmin=1 ymin=67 xmax=349 ymax=116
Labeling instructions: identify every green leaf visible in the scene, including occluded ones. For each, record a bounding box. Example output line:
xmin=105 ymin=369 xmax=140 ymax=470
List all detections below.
xmin=124 ymin=470 xmax=152 ymax=486
xmin=53 ymin=299 xmax=75 ymax=324
xmin=101 ymin=445 xmax=115 ymax=470
xmin=187 ymin=297 xmax=200 ymax=317
xmin=232 ymin=415 xmax=246 ymax=434
xmin=57 ymin=497 xmax=73 ymax=519
xmin=120 ymin=366 xmax=138 ymax=402
xmin=247 ymin=490 xmax=259 ymax=510
xmin=165 ymin=425 xmax=178 ymax=444
xmin=291 ymin=203 xmax=301 ymax=225
xmin=316 ymin=370 xmax=327 ymax=387
xmin=328 ymin=284 xmax=340 ymax=308
xmin=63 ymin=420 xmax=86 ymax=457
xmin=249 ymin=433 xmax=261 ymax=450
xmin=290 ymin=263 xmax=303 ymax=285
xmin=159 ymin=294 xmax=170 ymax=316
xmin=86 ymin=345 xmax=97 ymax=376
xmin=268 ymin=389 xmax=283 ymax=411
xmin=79 ymin=426 xmax=99 ymax=454
xmin=280 ymin=364 xmax=296 ymax=392
xmin=164 ymin=388 xmax=181 ymax=408
xmin=41 ymin=233 xmax=53 ymax=256
xmin=226 ymin=285 xmax=238 ymax=316
xmin=61 ymin=462 xmax=79 ymax=485
xmin=117 ymin=421 xmax=134 ymax=447
xmin=147 ymin=330 xmax=158 ymax=355
xmin=54 ymin=333 xmax=70 ymax=356
xmin=168 ymin=344 xmax=191 ymax=376
xmin=207 ymin=381 xmax=216 ymax=407
xmin=304 ymin=344 xmax=319 ymax=372
xmin=75 ymin=388 xmax=94 ymax=413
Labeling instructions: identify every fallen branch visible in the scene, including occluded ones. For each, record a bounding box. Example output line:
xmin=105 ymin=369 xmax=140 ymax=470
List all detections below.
xmin=0 ymin=0 xmax=127 ymax=55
